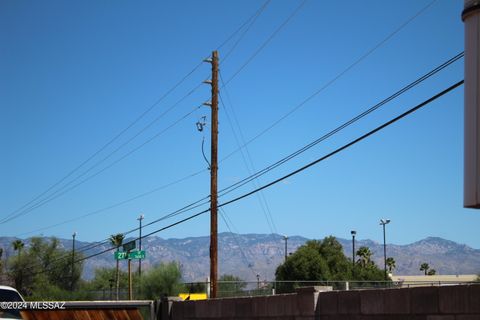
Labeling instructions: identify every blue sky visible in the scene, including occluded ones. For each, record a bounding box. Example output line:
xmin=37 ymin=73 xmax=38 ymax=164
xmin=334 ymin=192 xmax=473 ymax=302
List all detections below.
xmin=1 ymin=1 xmax=476 ymax=249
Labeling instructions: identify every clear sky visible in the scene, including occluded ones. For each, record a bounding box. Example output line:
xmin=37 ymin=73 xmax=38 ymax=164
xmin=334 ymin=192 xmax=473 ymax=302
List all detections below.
xmin=1 ymin=1 xmax=476 ymax=249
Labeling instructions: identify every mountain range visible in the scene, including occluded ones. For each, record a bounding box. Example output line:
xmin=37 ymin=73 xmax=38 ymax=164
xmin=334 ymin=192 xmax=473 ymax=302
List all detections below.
xmin=0 ymin=233 xmax=479 ymax=282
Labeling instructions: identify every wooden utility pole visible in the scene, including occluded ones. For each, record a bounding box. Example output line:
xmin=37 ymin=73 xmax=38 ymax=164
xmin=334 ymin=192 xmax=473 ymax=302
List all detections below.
xmin=205 ymin=50 xmax=219 ymax=298
xmin=128 ymin=258 xmax=133 ymax=300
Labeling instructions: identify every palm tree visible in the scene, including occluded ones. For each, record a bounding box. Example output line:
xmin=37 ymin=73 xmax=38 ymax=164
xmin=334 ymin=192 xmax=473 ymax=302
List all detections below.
xmin=420 ymin=262 xmax=430 ymax=275
xmin=12 ymin=240 xmax=24 ymax=256
xmin=110 ymin=233 xmax=125 ymax=300
xmin=386 ymin=257 xmax=396 ymax=274
xmin=356 ymin=246 xmax=372 ymax=268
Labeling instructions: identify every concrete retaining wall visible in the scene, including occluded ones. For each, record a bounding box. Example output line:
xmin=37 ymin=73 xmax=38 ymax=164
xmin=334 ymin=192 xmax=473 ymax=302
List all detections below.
xmin=169 ymin=285 xmax=480 ymax=320
xmin=316 ymin=285 xmax=480 ymax=319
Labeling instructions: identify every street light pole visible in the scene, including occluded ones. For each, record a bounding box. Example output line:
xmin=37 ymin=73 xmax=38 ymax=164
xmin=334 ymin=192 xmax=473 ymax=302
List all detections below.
xmin=137 ymin=214 xmax=144 ymax=277
xmin=283 ymin=235 xmax=288 ymax=262
xmin=71 ymin=232 xmax=76 ymax=291
xmin=379 ymin=219 xmax=391 ymax=281
xmin=350 ymin=230 xmax=356 ymax=276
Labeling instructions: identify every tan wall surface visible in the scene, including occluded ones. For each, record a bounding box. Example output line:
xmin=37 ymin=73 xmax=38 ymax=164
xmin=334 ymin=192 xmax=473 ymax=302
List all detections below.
xmin=169 ymin=285 xmax=480 ymax=320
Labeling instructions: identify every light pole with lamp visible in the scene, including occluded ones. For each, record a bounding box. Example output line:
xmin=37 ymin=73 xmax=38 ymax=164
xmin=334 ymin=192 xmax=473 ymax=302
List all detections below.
xmin=137 ymin=214 xmax=144 ymax=277
xmin=350 ymin=230 xmax=356 ymax=276
xmin=71 ymin=232 xmax=77 ymax=291
xmin=379 ymin=219 xmax=391 ymax=281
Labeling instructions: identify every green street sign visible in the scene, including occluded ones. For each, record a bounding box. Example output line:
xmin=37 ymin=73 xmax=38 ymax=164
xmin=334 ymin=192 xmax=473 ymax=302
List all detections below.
xmin=114 ymin=250 xmax=146 ymax=260
xmin=128 ymin=250 xmax=146 ymax=260
xmin=114 ymin=251 xmax=128 ymax=260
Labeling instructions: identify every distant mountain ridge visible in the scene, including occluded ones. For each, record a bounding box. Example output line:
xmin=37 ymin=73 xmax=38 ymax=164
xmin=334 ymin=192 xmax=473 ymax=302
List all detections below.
xmin=0 ymin=234 xmax=478 ymax=281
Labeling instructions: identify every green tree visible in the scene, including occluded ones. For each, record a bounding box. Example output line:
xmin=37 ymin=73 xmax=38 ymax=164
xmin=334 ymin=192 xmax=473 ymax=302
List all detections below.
xmin=12 ymin=240 xmax=24 ymax=256
xmin=8 ymin=237 xmax=84 ymax=299
xmin=139 ymin=262 xmax=183 ymax=299
xmin=28 ymin=276 xmax=93 ymax=301
xmin=427 ymin=269 xmax=436 ymax=276
xmin=352 ymin=246 xmax=385 ymax=287
xmin=109 ymin=233 xmax=125 ymax=300
xmin=318 ymin=236 xmax=351 ymax=281
xmin=420 ymin=262 xmax=430 ymax=275
xmin=218 ymin=274 xmax=247 ymax=297
xmin=275 ymin=237 xmax=387 ymax=292
xmin=85 ymin=267 xmax=130 ymax=300
xmin=275 ymin=238 xmax=344 ymax=292
xmin=8 ymin=253 xmax=31 ymax=294
xmin=386 ymin=257 xmax=396 ymax=274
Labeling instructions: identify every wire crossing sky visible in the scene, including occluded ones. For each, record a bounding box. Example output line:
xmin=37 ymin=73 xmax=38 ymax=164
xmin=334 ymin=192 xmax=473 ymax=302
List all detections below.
xmin=1 ymin=1 xmax=475 ymax=249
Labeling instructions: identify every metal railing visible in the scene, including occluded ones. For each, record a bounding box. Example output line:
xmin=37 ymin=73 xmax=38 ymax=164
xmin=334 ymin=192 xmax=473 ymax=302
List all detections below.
xmin=181 ymin=280 xmax=480 ymax=298
xmin=72 ymin=280 xmax=480 ymax=301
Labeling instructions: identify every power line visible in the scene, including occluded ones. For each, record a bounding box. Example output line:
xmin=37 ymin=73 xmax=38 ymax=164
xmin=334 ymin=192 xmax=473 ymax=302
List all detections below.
xmin=218 ymin=53 xmax=464 ymax=198
xmin=219 ymin=74 xmax=278 ymax=234
xmin=219 ymin=208 xmax=258 ymax=277
xmin=14 ymin=167 xmax=207 ymax=237
xmin=2 ymin=0 xmax=274 ymax=225
xmin=23 ymin=192 xmax=212 ymax=275
xmin=5 ymin=0 xmax=304 ymax=234
xmin=220 ymin=0 xmax=438 ymax=164
xmin=2 ymin=1 xmax=435 ymax=245
xmin=30 ymin=79 xmax=464 ymax=276
xmin=220 ymin=208 xmax=277 ymax=275
xmin=13 ymin=52 xmax=462 ymax=238
xmin=219 ymin=80 xmax=464 ymax=208
xmin=221 ymin=0 xmax=272 ymax=64
xmin=3 ymin=64 xmax=205 ymax=225
xmin=222 ymin=0 xmax=308 ymax=87
xmin=1 ymin=104 xmax=203 ymax=224
xmin=215 ymin=0 xmax=272 ymax=53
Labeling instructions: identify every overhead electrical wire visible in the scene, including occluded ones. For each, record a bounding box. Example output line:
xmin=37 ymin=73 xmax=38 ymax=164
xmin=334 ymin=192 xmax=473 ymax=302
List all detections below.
xmin=2 ymin=0 xmax=273 ymax=224
xmin=6 ymin=0 xmax=436 ymax=232
xmin=8 ymin=0 xmax=304 ymax=232
xmin=218 ymin=52 xmax=464 ymax=197
xmin=219 ymin=75 xmax=278 ymax=234
xmin=14 ymin=168 xmax=208 ymax=237
xmin=219 ymin=207 xmax=258 ymax=278
xmin=219 ymin=80 xmax=464 ymax=208
xmin=0 ymin=104 xmax=204 ymax=224
xmin=13 ymin=52 xmax=462 ymax=241
xmin=23 ymin=194 xmax=213 ymax=274
xmin=9 ymin=2 xmax=446 ymax=270
xmin=220 ymin=207 xmax=276 ymax=272
xmin=23 ymin=78 xmax=464 ymax=277
xmin=220 ymin=0 xmax=438 ymax=163
xmin=221 ymin=0 xmax=308 ymax=87
xmin=221 ymin=0 xmax=272 ymax=64
xmin=65 ymin=80 xmax=469 ymax=272
xmin=29 ymin=64 xmax=464 ymax=272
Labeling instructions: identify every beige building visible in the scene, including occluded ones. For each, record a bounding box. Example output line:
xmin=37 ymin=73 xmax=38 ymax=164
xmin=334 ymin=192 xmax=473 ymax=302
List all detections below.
xmin=390 ymin=274 xmax=478 ymax=287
